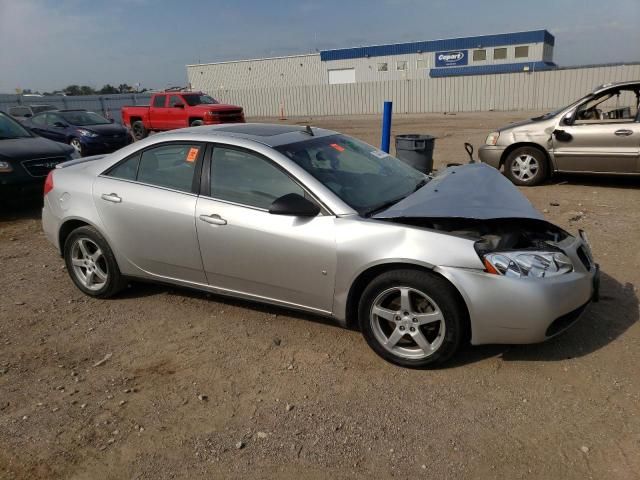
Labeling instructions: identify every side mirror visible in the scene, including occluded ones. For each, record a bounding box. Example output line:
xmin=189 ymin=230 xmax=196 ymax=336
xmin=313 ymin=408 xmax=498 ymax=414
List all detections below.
xmin=53 ymin=122 xmax=66 ymax=128
xmin=269 ymin=193 xmax=320 ymax=217
xmin=563 ymin=111 xmax=574 ymax=125
xmin=174 ymin=103 xmax=185 ymax=109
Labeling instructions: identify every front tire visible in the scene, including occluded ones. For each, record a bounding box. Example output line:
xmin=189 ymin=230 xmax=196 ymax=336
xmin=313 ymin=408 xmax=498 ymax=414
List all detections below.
xmin=69 ymin=137 xmax=84 ymax=157
xmin=63 ymin=226 xmax=125 ymax=298
xmin=131 ymin=121 xmax=148 ymax=141
xmin=358 ymin=269 xmax=466 ymax=368
xmin=190 ymin=119 xmax=204 ymax=127
xmin=504 ymin=146 xmax=548 ymax=186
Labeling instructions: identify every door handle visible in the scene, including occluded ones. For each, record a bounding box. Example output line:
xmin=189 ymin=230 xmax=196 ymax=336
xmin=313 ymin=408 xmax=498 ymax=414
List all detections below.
xmin=199 ymin=214 xmax=227 ymax=225
xmin=614 ymin=129 xmax=633 ymax=136
xmin=101 ymin=193 xmax=122 ymax=203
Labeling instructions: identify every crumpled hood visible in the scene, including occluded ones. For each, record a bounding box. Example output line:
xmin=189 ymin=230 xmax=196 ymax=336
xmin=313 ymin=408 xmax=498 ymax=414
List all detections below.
xmin=373 ymin=163 xmax=543 ymax=221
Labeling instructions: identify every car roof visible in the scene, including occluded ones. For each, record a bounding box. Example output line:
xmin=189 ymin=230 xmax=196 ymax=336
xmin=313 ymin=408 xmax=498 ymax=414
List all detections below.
xmin=592 ymin=80 xmax=640 ymax=93
xmin=158 ymin=123 xmax=339 ymax=147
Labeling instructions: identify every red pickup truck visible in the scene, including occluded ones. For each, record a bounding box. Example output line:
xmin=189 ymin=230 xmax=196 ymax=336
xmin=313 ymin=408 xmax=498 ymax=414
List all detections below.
xmin=121 ymin=91 xmax=244 ymax=140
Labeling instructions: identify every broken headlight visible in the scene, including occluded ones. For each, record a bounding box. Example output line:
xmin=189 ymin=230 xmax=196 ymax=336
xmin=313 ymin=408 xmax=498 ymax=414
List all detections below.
xmin=483 ymin=251 xmax=573 ymax=278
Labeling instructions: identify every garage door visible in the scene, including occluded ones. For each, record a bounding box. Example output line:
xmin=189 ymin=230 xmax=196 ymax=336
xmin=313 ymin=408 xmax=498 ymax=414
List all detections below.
xmin=328 ymin=68 xmax=356 ymax=85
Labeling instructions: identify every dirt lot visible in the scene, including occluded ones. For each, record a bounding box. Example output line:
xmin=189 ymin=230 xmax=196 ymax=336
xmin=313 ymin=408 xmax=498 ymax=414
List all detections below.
xmin=1 ymin=112 xmax=639 ymax=479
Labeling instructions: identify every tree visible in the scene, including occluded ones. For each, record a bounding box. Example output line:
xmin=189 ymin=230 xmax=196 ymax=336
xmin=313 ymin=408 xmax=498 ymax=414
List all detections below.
xmin=79 ymin=85 xmax=95 ymax=95
xmin=118 ymin=83 xmax=133 ymax=93
xmin=99 ymin=84 xmax=119 ymax=94
xmin=64 ymin=85 xmax=81 ymax=96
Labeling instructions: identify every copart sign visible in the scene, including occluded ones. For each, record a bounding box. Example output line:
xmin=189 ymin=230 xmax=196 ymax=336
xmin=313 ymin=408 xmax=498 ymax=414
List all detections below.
xmin=435 ymin=50 xmax=468 ymax=67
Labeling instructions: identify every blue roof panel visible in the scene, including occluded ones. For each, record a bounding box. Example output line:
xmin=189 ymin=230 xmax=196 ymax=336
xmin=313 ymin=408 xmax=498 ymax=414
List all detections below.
xmin=320 ymin=30 xmax=554 ymax=61
xmin=429 ymin=61 xmax=557 ymax=78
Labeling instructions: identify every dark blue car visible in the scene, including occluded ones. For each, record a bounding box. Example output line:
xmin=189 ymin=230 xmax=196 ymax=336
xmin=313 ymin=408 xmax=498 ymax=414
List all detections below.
xmin=25 ymin=109 xmax=132 ymax=157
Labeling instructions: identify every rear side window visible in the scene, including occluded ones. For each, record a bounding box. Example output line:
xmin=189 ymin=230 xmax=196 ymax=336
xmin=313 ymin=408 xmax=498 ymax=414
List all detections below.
xmin=210 ymin=146 xmax=304 ymax=209
xmin=107 ymin=153 xmax=140 ymax=181
xmin=152 ymin=95 xmax=166 ymax=107
xmin=105 ymin=143 xmax=201 ymax=192
xmin=137 ymin=144 xmax=201 ymax=192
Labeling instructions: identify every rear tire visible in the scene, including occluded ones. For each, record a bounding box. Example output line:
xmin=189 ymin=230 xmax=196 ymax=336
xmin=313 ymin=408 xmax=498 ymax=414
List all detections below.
xmin=358 ymin=269 xmax=466 ymax=368
xmin=504 ymin=146 xmax=548 ymax=186
xmin=63 ymin=226 xmax=125 ymax=298
xmin=131 ymin=121 xmax=148 ymax=141
xmin=190 ymin=119 xmax=204 ymax=127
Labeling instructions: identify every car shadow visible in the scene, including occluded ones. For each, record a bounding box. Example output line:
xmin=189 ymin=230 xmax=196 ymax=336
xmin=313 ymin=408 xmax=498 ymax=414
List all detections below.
xmin=446 ymin=270 xmax=638 ymax=367
xmin=119 ymin=280 xmax=344 ymax=331
xmin=0 ymin=194 xmax=42 ymax=223
xmin=122 ymin=270 xmax=635 ymax=367
xmin=548 ymin=173 xmax=640 ymax=189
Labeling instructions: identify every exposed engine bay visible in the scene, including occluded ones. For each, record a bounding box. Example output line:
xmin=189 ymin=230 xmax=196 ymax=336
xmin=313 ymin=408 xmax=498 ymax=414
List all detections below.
xmin=385 ymin=217 xmax=571 ymax=255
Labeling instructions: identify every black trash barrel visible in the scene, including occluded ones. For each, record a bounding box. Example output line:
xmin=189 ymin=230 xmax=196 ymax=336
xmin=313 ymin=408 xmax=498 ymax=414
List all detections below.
xmin=394 ymin=134 xmax=435 ymax=174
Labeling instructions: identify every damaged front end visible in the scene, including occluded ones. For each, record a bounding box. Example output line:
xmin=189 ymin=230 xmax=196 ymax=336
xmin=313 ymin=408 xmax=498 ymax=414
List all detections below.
xmin=372 ymin=163 xmax=595 ymax=280
xmin=388 ymin=217 xmax=579 ymax=279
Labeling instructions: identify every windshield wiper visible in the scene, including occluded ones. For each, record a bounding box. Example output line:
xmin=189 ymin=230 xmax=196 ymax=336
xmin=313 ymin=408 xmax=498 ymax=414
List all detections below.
xmin=413 ymin=178 xmax=428 ymax=192
xmin=364 ymin=179 xmax=428 ymax=217
xmin=364 ymin=195 xmax=409 ymax=217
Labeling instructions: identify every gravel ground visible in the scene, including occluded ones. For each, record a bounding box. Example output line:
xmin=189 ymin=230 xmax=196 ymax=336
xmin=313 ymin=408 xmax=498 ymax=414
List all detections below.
xmin=1 ymin=111 xmax=639 ymax=479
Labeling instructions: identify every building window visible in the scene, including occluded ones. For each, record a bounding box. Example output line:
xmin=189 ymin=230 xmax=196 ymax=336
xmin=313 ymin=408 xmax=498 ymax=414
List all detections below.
xmin=416 ymin=59 xmax=428 ymax=69
xmin=515 ymin=46 xmax=529 ymax=58
xmin=396 ymin=61 xmax=407 ymax=71
xmin=377 ymin=62 xmax=388 ymax=72
xmin=473 ymin=49 xmax=486 ymax=61
xmin=493 ymin=47 xmax=507 ymax=60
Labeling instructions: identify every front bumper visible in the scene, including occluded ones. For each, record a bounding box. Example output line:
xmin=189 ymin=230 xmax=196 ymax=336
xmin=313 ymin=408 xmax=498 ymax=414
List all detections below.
xmin=81 ymin=136 xmax=131 ymax=155
xmin=478 ymin=145 xmax=506 ymax=169
xmin=436 ymin=237 xmax=598 ymax=345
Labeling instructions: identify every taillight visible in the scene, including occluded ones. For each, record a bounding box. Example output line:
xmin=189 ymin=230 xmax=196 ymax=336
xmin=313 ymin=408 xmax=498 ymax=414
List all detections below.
xmin=44 ymin=170 xmax=54 ymax=196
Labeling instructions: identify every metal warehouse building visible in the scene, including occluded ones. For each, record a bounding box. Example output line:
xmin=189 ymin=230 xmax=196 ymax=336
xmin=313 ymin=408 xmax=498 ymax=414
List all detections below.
xmin=188 ymin=30 xmax=556 ymax=90
xmin=186 ymin=29 xmax=640 ymax=117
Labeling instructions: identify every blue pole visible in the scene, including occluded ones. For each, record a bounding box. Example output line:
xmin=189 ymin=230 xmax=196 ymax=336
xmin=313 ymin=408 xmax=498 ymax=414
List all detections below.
xmin=381 ymin=101 xmax=393 ymax=153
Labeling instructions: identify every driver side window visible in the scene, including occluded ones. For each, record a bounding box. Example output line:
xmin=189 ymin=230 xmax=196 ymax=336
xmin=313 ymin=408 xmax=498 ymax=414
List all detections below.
xmin=46 ymin=113 xmax=63 ymax=127
xmin=573 ymin=89 xmax=639 ymax=125
xmin=210 ymin=146 xmax=305 ymax=209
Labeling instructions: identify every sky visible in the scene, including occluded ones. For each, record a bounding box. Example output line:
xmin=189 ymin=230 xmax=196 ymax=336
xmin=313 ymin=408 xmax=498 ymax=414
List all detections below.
xmin=1 ymin=0 xmax=639 ymax=92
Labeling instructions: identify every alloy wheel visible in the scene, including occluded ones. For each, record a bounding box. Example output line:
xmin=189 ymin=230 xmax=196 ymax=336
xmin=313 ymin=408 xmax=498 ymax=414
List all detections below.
xmin=370 ymin=286 xmax=446 ymax=360
xmin=510 ymin=154 xmax=539 ymax=182
xmin=70 ymin=138 xmax=83 ymax=155
xmin=70 ymin=237 xmax=108 ymax=291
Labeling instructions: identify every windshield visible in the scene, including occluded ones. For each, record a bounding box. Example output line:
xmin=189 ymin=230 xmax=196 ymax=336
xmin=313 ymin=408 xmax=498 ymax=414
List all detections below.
xmin=0 ymin=112 xmax=32 ymax=139
xmin=276 ymin=134 xmax=427 ymax=215
xmin=182 ymin=94 xmax=219 ymax=106
xmin=532 ymin=93 xmax=595 ymax=121
xmin=59 ymin=111 xmax=110 ymax=126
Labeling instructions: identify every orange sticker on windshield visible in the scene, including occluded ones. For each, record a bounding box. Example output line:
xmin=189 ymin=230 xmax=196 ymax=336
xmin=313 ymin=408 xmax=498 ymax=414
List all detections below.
xmin=186 ymin=147 xmax=200 ymax=162
xmin=330 ymin=143 xmax=345 ymax=152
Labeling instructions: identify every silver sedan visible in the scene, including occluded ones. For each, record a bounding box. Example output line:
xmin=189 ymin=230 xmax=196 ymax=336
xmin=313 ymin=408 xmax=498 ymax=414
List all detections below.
xmin=42 ymin=124 xmax=599 ymax=367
